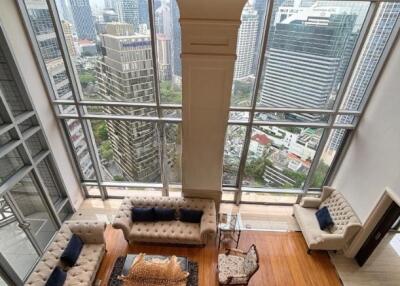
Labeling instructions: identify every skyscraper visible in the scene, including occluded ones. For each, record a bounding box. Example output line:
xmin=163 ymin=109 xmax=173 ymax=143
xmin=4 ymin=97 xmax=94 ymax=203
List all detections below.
xmin=155 ymin=0 xmax=172 ymax=37
xmin=96 ymin=23 xmax=160 ymax=182
xmin=328 ymin=2 xmax=400 ymax=151
xmin=116 ymin=0 xmax=140 ymax=32
xmin=25 ymin=0 xmax=95 ymax=179
xmin=157 ymin=35 xmax=172 ymax=80
xmin=171 ymin=0 xmax=181 ymax=78
xmin=234 ymin=2 xmax=259 ymax=80
xmin=259 ymin=5 xmax=358 ymax=121
xmin=69 ymin=0 xmax=96 ymax=40
xmin=61 ymin=20 xmax=76 ymax=57
xmin=138 ymin=0 xmax=149 ymax=25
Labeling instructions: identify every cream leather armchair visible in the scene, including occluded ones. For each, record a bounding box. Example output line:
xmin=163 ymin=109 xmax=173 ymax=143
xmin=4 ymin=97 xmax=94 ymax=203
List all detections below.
xmin=293 ymin=186 xmax=362 ymax=253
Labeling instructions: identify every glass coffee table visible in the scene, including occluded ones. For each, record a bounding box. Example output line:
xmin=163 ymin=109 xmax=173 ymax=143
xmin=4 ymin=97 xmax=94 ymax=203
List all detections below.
xmin=218 ymin=212 xmax=243 ymax=249
xmin=121 ymin=254 xmax=189 ymax=275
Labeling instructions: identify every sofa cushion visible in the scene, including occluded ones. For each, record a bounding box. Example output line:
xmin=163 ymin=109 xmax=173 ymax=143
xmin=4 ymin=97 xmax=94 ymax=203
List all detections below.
xmin=154 ymin=207 xmax=176 ymax=221
xmin=128 ymin=221 xmax=202 ymax=244
xmin=293 ymin=204 xmax=330 ymax=246
xmin=320 ymin=191 xmax=361 ymax=234
xmin=179 ymin=208 xmax=203 ymax=223
xmin=45 ymin=266 xmax=66 ymax=286
xmin=60 ymin=234 xmax=84 ymax=267
xmin=132 ymin=207 xmax=155 ymax=222
xmin=316 ymin=207 xmax=334 ymax=230
xmin=65 ymin=244 xmax=105 ymax=285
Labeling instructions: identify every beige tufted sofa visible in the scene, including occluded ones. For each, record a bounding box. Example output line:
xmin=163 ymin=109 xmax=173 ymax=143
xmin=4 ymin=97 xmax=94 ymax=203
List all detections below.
xmin=25 ymin=221 xmax=106 ymax=286
xmin=112 ymin=196 xmax=217 ymax=245
xmin=293 ymin=186 xmax=362 ymax=253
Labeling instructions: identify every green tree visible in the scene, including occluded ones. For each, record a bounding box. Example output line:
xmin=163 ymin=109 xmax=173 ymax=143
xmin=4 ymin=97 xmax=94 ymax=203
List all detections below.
xmin=245 ymin=157 xmax=273 ymax=184
xmin=282 ymin=169 xmax=307 ymax=188
xmin=310 ymin=161 xmax=330 ymax=187
xmin=160 ymin=81 xmax=181 ymax=104
xmin=231 ymin=80 xmax=252 ymax=106
xmin=79 ymin=71 xmax=96 ymax=88
xmin=113 ymin=175 xmax=125 ymax=181
xmin=100 ymin=140 xmax=113 ymax=161
xmin=92 ymin=120 xmax=108 ymax=143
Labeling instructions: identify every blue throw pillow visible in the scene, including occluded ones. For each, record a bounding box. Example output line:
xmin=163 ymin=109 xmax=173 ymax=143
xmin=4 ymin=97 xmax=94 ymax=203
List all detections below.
xmin=45 ymin=266 xmax=66 ymax=286
xmin=132 ymin=207 xmax=155 ymax=222
xmin=60 ymin=234 xmax=84 ymax=267
xmin=315 ymin=206 xmax=334 ymax=230
xmin=154 ymin=207 xmax=176 ymax=221
xmin=179 ymin=208 xmax=203 ymax=223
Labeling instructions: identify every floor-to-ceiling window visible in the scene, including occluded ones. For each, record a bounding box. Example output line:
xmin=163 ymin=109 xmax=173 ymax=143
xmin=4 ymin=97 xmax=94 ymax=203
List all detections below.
xmin=0 ymin=24 xmax=73 ymax=284
xmin=223 ymin=0 xmax=400 ymax=204
xmin=19 ymin=0 xmax=400 ymax=203
xmin=20 ymin=0 xmax=182 ymax=199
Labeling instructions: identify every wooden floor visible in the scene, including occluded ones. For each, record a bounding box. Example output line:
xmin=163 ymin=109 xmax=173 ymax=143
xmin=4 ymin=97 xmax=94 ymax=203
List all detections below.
xmin=95 ymin=226 xmax=341 ymax=286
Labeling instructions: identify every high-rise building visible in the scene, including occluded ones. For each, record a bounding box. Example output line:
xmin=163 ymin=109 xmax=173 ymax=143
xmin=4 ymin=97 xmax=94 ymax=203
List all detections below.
xmin=116 ymin=0 xmax=140 ymax=32
xmin=171 ymin=0 xmax=181 ymax=78
xmin=138 ymin=0 xmax=149 ymax=25
xmin=157 ymin=34 xmax=172 ymax=80
xmin=96 ymin=23 xmax=160 ymax=182
xmin=259 ymin=5 xmax=358 ymax=121
xmin=61 ymin=20 xmax=76 ymax=57
xmin=155 ymin=0 xmax=172 ymax=37
xmin=234 ymin=2 xmax=259 ymax=80
xmin=69 ymin=0 xmax=96 ymax=40
xmin=25 ymin=0 xmax=95 ymax=179
xmin=328 ymin=2 xmax=400 ymax=151
xmin=103 ymin=9 xmax=119 ymax=23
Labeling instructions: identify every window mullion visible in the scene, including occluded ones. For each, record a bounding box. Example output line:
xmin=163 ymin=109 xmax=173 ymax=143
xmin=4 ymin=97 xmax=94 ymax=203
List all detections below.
xmin=46 ymin=0 xmax=106 ymax=199
xmin=147 ymin=0 xmax=169 ymax=195
xmin=301 ymin=3 xmax=379 ymax=197
xmin=235 ymin=0 xmax=275 ymax=195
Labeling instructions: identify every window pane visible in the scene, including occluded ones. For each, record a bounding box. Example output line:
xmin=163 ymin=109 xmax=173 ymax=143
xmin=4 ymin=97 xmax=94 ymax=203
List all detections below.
xmin=257 ymin=1 xmax=370 ymax=110
xmin=241 ymin=192 xmax=298 ymax=204
xmin=155 ymin=0 xmax=182 ymax=104
xmin=340 ymin=2 xmax=400 ymax=113
xmin=165 ymin=123 xmax=181 ymax=184
xmin=64 ymin=119 xmax=96 ymax=180
xmin=25 ymin=131 xmax=47 ymax=158
xmin=24 ymin=0 xmax=74 ymax=102
xmin=37 ymin=157 xmax=65 ymax=207
xmin=231 ymin=1 xmax=266 ymax=107
xmin=0 ymin=148 xmax=26 ymax=185
xmin=310 ymin=129 xmax=348 ymax=188
xmin=54 ymin=0 xmax=156 ymax=103
xmin=107 ymin=186 xmax=162 ymax=197
xmin=0 ymin=198 xmax=39 ymax=280
xmin=253 ymin=112 xmax=330 ymax=124
xmin=57 ymin=201 xmax=73 ymax=222
xmin=0 ymin=48 xmax=32 ymax=115
xmin=243 ymin=126 xmax=323 ymax=189
xmin=9 ymin=174 xmax=58 ymax=251
xmin=223 ymin=125 xmax=246 ymax=185
xmin=90 ymin=119 xmax=161 ymax=183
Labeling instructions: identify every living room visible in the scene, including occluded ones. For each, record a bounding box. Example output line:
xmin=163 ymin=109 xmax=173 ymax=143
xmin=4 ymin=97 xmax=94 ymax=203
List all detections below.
xmin=0 ymin=0 xmax=400 ymax=285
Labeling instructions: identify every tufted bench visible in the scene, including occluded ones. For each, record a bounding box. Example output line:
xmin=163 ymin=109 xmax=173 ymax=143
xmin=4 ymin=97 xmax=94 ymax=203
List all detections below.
xmin=112 ymin=196 xmax=217 ymax=245
xmin=25 ymin=221 xmax=106 ymax=286
xmin=293 ymin=186 xmax=362 ymax=253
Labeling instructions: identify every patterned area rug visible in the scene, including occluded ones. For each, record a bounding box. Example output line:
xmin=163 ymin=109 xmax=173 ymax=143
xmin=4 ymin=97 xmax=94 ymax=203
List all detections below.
xmin=108 ymin=256 xmax=199 ymax=286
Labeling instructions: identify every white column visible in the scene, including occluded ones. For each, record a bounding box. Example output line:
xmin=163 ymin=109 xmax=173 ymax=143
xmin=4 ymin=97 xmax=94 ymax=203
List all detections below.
xmin=178 ymin=0 xmax=246 ymax=205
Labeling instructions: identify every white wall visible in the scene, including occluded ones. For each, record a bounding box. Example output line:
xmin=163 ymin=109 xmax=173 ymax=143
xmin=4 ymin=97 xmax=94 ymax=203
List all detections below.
xmin=332 ymin=35 xmax=400 ymax=223
xmin=0 ymin=0 xmax=84 ymax=209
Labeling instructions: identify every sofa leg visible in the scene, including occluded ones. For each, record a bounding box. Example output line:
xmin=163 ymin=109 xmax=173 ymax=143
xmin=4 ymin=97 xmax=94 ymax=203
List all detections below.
xmin=307 ymin=249 xmax=312 ymax=255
